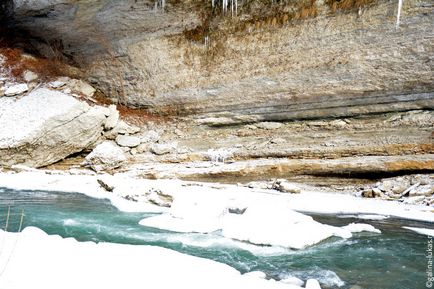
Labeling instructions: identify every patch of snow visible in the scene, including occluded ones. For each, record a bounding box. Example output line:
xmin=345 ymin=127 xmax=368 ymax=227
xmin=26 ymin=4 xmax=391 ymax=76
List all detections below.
xmin=403 ymin=226 xmax=434 ymax=237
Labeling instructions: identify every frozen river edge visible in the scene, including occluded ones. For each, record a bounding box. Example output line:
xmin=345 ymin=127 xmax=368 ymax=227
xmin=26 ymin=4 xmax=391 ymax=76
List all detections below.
xmin=0 ymin=170 xmax=433 ymax=289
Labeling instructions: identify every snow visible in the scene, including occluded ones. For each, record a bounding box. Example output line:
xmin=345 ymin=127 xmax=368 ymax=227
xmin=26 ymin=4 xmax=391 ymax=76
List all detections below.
xmin=0 ymin=171 xmax=432 ymax=224
xmin=0 ymin=227 xmax=305 ymax=289
xmin=403 ymin=226 xmax=434 ymax=237
xmin=341 ymin=223 xmax=381 ymax=234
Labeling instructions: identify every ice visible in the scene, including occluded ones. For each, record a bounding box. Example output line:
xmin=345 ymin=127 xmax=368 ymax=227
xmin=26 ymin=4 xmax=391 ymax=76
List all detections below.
xmin=341 ymin=223 xmax=381 ymax=234
xmin=403 ymin=226 xmax=434 ymax=237
xmin=0 ymin=227 xmax=304 ymax=289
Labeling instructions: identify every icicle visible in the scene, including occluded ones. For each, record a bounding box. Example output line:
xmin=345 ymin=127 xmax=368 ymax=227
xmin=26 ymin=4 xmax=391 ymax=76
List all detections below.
xmin=212 ymin=0 xmax=215 ymax=8
xmin=235 ymin=0 xmax=237 ymax=16
xmin=396 ymin=0 xmax=403 ymax=29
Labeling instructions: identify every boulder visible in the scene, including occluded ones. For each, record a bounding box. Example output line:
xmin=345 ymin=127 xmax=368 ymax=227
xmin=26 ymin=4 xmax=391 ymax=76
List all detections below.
xmin=104 ymin=120 xmax=140 ymax=140
xmin=104 ymin=104 xmax=119 ymax=130
xmin=84 ymin=141 xmax=126 ymax=171
xmin=141 ymin=130 xmax=160 ymax=143
xmin=69 ymin=79 xmax=96 ymax=97
xmin=4 ymin=83 xmax=28 ymax=96
xmin=150 ymin=143 xmax=177 ymax=155
xmin=115 ymin=135 xmax=141 ymax=148
xmin=0 ymin=88 xmax=106 ymax=167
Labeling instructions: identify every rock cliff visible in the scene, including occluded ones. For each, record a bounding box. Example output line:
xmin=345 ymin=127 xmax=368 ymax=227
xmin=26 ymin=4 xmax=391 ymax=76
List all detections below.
xmin=4 ymin=0 xmax=433 ymax=121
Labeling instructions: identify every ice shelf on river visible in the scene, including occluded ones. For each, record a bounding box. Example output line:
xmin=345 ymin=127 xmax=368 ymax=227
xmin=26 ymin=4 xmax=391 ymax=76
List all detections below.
xmin=0 ymin=227 xmax=308 ymax=289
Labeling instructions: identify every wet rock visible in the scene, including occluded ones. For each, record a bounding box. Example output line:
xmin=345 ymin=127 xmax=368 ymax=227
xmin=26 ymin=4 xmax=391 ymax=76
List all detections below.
xmin=22 ymin=70 xmax=38 ymax=82
xmin=5 ymin=83 xmax=28 ymax=96
xmin=115 ymin=135 xmax=141 ymax=148
xmin=0 ymin=88 xmax=106 ymax=167
xmin=97 ymin=176 xmax=115 ymax=192
xmin=104 ymin=104 xmax=119 ymax=130
xmin=84 ymin=141 xmax=126 ymax=171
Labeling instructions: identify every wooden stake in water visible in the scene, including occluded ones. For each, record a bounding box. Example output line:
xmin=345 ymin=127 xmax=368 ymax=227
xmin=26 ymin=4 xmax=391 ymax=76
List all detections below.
xmin=18 ymin=210 xmax=24 ymax=232
xmin=4 ymin=206 xmax=10 ymax=232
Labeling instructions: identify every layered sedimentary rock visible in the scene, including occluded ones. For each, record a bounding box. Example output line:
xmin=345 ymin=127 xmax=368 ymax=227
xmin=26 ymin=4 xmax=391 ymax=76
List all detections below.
xmin=4 ymin=0 xmax=433 ymax=121
xmin=0 ymin=88 xmax=106 ymax=167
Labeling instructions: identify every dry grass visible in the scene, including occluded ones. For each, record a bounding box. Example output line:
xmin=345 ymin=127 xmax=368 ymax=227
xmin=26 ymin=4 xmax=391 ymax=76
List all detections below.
xmin=0 ymin=47 xmax=65 ymax=80
xmin=116 ymin=104 xmax=172 ymax=126
xmin=326 ymin=0 xmax=375 ymax=12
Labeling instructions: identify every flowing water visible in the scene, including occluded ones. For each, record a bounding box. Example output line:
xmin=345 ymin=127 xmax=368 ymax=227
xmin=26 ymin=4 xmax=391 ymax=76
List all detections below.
xmin=0 ymin=187 xmax=431 ymax=289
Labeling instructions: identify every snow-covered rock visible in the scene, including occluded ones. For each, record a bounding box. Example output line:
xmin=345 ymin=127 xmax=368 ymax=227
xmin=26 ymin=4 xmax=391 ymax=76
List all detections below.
xmin=84 ymin=141 xmax=127 ymax=171
xmin=0 ymin=88 xmax=106 ymax=167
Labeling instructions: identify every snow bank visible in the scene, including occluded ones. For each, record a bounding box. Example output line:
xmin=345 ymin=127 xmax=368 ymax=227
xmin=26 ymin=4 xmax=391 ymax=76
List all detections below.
xmin=140 ymin=192 xmax=379 ymax=249
xmin=0 ymin=227 xmax=304 ymax=289
xmin=403 ymin=226 xmax=434 ymax=237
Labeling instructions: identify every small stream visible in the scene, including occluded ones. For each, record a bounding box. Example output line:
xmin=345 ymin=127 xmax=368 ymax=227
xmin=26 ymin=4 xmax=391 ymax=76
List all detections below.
xmin=0 ymin=187 xmax=431 ymax=289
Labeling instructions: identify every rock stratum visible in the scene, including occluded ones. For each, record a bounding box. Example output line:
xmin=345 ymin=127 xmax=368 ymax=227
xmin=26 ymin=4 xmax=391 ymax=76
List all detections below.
xmin=0 ymin=0 xmax=432 ymax=186
xmin=3 ymin=0 xmax=433 ymax=121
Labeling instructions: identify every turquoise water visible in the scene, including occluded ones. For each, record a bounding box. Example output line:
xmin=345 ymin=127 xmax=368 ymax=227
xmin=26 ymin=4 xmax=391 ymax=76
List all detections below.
xmin=0 ymin=187 xmax=431 ymax=289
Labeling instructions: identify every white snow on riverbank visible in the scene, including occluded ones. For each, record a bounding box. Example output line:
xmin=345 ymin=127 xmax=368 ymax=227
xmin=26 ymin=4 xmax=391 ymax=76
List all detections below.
xmin=403 ymin=226 xmax=434 ymax=237
xmin=0 ymin=170 xmax=432 ymax=222
xmin=0 ymin=227 xmax=305 ymax=289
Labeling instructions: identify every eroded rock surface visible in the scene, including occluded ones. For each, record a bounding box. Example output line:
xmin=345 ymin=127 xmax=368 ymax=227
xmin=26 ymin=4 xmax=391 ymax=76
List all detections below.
xmin=0 ymin=88 xmax=106 ymax=167
xmin=5 ymin=0 xmax=433 ymax=120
